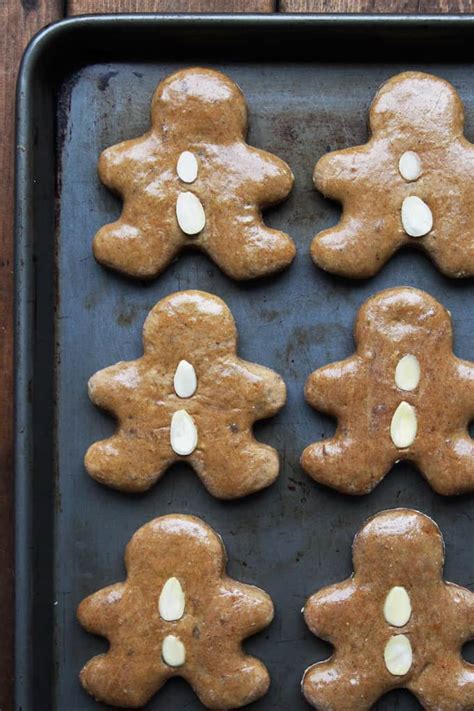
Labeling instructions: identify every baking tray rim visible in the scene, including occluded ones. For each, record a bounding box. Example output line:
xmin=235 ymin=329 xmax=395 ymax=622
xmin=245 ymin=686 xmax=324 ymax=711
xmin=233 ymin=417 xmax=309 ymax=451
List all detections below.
xmin=14 ymin=12 xmax=474 ymax=710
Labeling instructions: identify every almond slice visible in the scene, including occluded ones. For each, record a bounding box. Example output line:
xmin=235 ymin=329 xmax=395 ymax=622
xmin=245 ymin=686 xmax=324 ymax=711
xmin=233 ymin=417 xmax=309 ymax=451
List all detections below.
xmin=383 ymin=586 xmax=412 ymax=627
xmin=176 ymin=191 xmax=205 ymax=235
xmin=401 ymin=196 xmax=433 ymax=237
xmin=384 ymin=634 xmax=412 ymax=676
xmin=159 ymin=577 xmax=185 ymax=621
xmin=162 ymin=635 xmax=186 ymax=667
xmin=170 ymin=409 xmax=198 ymax=456
xmin=395 ymin=355 xmax=420 ymax=391
xmin=173 ymin=360 xmax=197 ymax=398
xmin=399 ymin=151 xmax=422 ymax=182
xmin=177 ymin=151 xmax=198 ymax=184
xmin=390 ymin=401 xmax=417 ymax=449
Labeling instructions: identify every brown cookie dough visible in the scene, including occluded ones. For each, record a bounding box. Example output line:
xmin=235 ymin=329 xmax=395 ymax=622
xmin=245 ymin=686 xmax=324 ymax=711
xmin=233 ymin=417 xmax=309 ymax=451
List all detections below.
xmin=78 ymin=514 xmax=274 ymax=709
xmin=302 ymin=508 xmax=474 ymax=711
xmin=301 ymin=287 xmax=474 ymax=495
xmin=93 ymin=67 xmax=295 ymax=281
xmin=85 ymin=290 xmax=286 ymax=499
xmin=312 ymin=71 xmax=474 ymax=278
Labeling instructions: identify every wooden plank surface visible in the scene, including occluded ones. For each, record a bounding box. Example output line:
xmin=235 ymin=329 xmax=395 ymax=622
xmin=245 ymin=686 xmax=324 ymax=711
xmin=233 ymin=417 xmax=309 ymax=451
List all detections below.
xmin=69 ymin=0 xmax=276 ymax=13
xmin=1 ymin=0 xmax=472 ymax=709
xmin=1 ymin=8 xmax=65 ymax=711
xmin=281 ymin=0 xmax=474 ymax=11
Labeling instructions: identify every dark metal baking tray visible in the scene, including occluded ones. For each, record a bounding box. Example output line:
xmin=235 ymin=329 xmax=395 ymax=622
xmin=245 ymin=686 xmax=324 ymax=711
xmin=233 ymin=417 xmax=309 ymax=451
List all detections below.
xmin=15 ymin=14 xmax=474 ymax=711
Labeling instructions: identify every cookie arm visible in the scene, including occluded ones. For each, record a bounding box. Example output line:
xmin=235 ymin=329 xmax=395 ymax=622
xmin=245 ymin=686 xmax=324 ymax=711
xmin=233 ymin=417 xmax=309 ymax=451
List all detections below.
xmin=216 ymin=580 xmax=274 ymax=638
xmin=98 ymin=134 xmax=153 ymax=194
xmin=77 ymin=583 xmax=126 ymax=636
xmin=229 ymin=360 xmax=286 ymax=419
xmin=304 ymin=579 xmax=355 ymax=641
xmin=247 ymin=146 xmax=294 ymax=207
xmin=454 ymin=359 xmax=474 ymax=416
xmin=304 ymin=356 xmax=362 ymax=416
xmin=88 ymin=361 xmax=142 ymax=414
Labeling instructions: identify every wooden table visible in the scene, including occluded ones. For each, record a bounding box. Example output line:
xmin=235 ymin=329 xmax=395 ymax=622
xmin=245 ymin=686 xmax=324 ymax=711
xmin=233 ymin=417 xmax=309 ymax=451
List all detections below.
xmin=1 ymin=0 xmax=471 ymax=708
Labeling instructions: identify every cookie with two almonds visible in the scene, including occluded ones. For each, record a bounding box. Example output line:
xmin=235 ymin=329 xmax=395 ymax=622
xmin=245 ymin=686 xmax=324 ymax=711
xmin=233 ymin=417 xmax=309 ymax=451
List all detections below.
xmin=85 ymin=290 xmax=286 ymax=499
xmin=303 ymin=508 xmax=474 ymax=710
xmin=78 ymin=514 xmax=274 ymax=708
xmin=94 ymin=67 xmax=295 ymax=280
xmin=301 ymin=287 xmax=474 ymax=495
xmin=312 ymin=71 xmax=474 ymax=278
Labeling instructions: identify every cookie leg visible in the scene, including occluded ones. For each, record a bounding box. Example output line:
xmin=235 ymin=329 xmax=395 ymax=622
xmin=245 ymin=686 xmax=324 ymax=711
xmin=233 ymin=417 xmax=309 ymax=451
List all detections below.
xmin=93 ymin=220 xmax=181 ymax=279
xmin=85 ymin=433 xmax=172 ymax=493
xmin=412 ymin=660 xmax=474 ymax=711
xmin=207 ymin=220 xmax=295 ymax=280
xmin=190 ymin=654 xmax=270 ymax=710
xmin=80 ymin=651 xmax=163 ymax=709
xmin=311 ymin=217 xmax=399 ymax=279
xmin=417 ymin=434 xmax=474 ymax=495
xmin=301 ymin=436 xmax=392 ymax=495
xmin=302 ymin=660 xmax=383 ymax=711
xmin=192 ymin=429 xmax=279 ymax=499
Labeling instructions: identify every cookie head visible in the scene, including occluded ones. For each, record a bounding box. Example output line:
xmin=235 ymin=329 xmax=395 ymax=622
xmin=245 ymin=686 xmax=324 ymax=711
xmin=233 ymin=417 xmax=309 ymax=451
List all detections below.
xmin=353 ymin=509 xmax=445 ymax=585
xmin=370 ymin=71 xmax=464 ymax=140
xmin=125 ymin=514 xmax=226 ymax=581
xmin=151 ymin=67 xmax=247 ymax=141
xmin=142 ymin=290 xmax=236 ymax=366
xmin=355 ymin=287 xmax=452 ymax=355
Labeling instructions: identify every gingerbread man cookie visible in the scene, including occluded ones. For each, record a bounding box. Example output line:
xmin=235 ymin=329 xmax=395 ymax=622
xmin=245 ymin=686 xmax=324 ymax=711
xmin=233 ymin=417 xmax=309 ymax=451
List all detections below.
xmin=85 ymin=290 xmax=286 ymax=498
xmin=312 ymin=71 xmax=474 ymax=278
xmin=78 ymin=514 xmax=274 ymax=708
xmin=93 ymin=67 xmax=295 ymax=280
xmin=303 ymin=508 xmax=474 ymax=711
xmin=301 ymin=287 xmax=474 ymax=495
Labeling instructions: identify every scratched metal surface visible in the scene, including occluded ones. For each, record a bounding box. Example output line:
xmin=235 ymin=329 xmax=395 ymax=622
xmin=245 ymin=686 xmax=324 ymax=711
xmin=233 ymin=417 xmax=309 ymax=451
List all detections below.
xmin=16 ymin=16 xmax=474 ymax=711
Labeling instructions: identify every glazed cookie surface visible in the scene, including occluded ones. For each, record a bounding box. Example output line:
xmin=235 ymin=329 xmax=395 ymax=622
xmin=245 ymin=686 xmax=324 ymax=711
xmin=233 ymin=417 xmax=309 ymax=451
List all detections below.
xmin=78 ymin=514 xmax=274 ymax=709
xmin=312 ymin=71 xmax=474 ymax=278
xmin=301 ymin=287 xmax=474 ymax=495
xmin=93 ymin=67 xmax=295 ymax=280
xmin=85 ymin=290 xmax=286 ymax=498
xmin=303 ymin=508 xmax=474 ymax=711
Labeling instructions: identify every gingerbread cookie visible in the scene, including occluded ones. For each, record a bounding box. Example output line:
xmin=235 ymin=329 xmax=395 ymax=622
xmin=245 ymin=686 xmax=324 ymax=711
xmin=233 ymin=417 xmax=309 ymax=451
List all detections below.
xmin=302 ymin=508 xmax=474 ymax=710
xmin=93 ymin=67 xmax=295 ymax=280
xmin=85 ymin=290 xmax=286 ymax=498
xmin=301 ymin=287 xmax=474 ymax=495
xmin=312 ymin=71 xmax=474 ymax=278
xmin=78 ymin=514 xmax=274 ymax=708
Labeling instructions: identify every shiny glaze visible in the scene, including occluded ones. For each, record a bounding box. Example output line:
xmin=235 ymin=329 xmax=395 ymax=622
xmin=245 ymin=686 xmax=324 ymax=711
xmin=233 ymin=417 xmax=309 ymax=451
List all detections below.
xmin=93 ymin=67 xmax=295 ymax=280
xmin=312 ymin=71 xmax=474 ymax=278
xmin=78 ymin=514 xmax=274 ymax=708
xmin=301 ymin=287 xmax=474 ymax=495
xmin=85 ymin=290 xmax=286 ymax=498
xmin=303 ymin=509 xmax=474 ymax=710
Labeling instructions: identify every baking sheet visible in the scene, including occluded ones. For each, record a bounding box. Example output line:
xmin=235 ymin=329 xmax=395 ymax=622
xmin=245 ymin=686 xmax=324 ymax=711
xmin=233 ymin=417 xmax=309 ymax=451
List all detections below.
xmin=15 ymin=15 xmax=474 ymax=710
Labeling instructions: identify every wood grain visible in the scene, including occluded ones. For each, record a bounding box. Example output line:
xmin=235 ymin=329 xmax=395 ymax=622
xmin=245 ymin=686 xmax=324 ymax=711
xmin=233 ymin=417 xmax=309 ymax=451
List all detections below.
xmin=281 ymin=0 xmax=474 ymax=11
xmin=0 ymin=5 xmax=63 ymax=708
xmin=69 ymin=0 xmax=276 ymax=13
